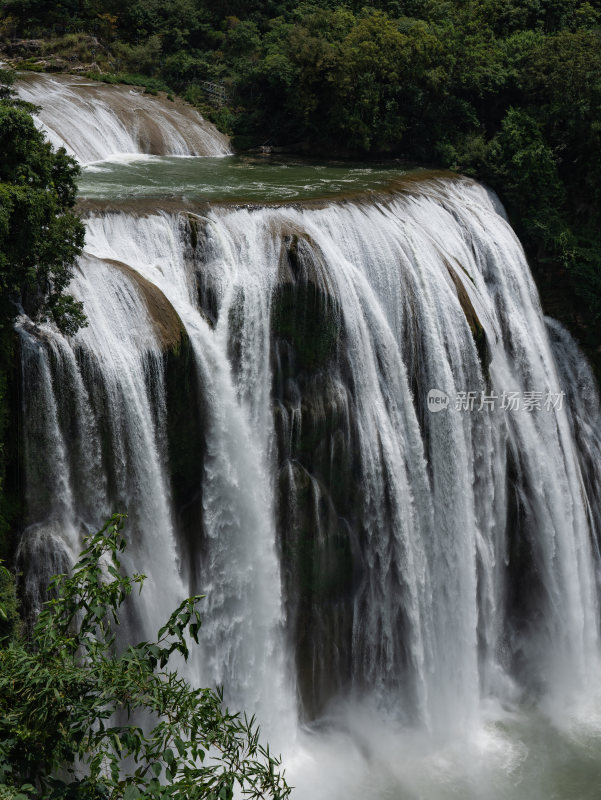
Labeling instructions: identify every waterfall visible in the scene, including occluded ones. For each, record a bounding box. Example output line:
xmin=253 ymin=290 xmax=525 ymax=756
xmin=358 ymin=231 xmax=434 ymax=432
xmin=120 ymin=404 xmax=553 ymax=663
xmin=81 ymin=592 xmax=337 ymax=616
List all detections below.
xmin=16 ymin=73 xmax=231 ymax=163
xmin=13 ymin=76 xmax=601 ymax=799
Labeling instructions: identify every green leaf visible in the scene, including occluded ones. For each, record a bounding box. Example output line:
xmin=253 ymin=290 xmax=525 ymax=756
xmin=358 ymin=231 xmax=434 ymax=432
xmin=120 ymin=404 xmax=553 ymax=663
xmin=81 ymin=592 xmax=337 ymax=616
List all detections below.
xmin=123 ymin=784 xmax=141 ymax=800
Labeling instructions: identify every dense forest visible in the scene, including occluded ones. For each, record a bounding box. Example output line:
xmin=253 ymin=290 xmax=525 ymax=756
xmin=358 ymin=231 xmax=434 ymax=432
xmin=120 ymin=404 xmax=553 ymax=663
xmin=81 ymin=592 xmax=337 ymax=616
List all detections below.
xmin=2 ymin=0 xmax=601 ymax=379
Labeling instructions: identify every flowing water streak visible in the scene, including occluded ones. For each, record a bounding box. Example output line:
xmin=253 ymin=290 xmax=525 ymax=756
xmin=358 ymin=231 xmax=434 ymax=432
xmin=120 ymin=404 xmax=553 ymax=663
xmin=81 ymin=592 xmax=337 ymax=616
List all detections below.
xmin=18 ymin=254 xmax=189 ymax=640
xmin=429 ymin=183 xmax=601 ymax=709
xmin=547 ymin=317 xmax=601 ymax=553
xmin=81 ymin=211 xmax=295 ymax=743
xmin=17 ymin=327 xmax=81 ymax=612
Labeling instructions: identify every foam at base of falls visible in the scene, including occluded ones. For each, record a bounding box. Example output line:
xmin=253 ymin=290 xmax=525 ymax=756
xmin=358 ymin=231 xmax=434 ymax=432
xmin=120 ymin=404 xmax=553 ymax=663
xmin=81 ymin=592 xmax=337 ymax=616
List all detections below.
xmin=16 ymin=176 xmax=601 ymax=795
xmin=285 ymin=694 xmax=601 ymax=800
xmin=16 ymin=73 xmax=232 ymax=164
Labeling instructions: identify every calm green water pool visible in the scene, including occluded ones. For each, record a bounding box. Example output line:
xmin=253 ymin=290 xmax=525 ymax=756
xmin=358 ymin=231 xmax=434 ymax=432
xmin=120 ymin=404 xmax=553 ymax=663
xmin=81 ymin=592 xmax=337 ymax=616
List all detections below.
xmin=78 ymin=154 xmax=413 ymax=203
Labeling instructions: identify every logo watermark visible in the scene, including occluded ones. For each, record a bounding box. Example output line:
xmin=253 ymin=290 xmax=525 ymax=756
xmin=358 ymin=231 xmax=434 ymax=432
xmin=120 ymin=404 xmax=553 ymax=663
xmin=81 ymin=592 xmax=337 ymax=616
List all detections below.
xmin=427 ymin=389 xmax=565 ymax=413
xmin=427 ymin=389 xmax=450 ymax=413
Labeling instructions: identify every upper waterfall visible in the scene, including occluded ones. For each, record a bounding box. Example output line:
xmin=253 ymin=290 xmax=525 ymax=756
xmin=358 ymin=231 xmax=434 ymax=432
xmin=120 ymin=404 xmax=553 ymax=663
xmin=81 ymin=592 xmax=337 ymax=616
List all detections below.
xmin=16 ymin=72 xmax=232 ymax=164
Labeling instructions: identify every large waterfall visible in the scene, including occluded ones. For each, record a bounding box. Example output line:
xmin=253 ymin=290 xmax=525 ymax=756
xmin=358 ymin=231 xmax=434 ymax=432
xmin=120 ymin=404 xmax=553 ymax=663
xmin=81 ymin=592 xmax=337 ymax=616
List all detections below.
xmin=15 ymin=76 xmax=601 ymax=798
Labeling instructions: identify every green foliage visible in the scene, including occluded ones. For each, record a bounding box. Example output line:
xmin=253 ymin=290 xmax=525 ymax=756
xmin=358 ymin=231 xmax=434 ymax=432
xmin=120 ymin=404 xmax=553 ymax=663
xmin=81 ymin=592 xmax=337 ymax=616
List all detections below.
xmin=0 ymin=515 xmax=291 ymax=800
xmin=39 ymin=33 xmax=96 ymax=61
xmin=87 ymin=71 xmax=171 ymax=95
xmin=0 ymin=561 xmax=19 ymax=642
xmin=0 ymin=71 xmax=85 ymax=336
xmin=468 ymin=108 xmax=567 ymax=250
xmin=113 ymin=34 xmax=163 ymax=75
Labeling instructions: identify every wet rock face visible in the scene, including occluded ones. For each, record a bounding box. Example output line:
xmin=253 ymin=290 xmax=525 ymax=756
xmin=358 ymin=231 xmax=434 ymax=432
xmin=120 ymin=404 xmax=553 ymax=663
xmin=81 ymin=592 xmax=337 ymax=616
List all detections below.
xmin=117 ymin=238 xmax=209 ymax=593
xmin=271 ymin=232 xmax=363 ymax=720
xmin=164 ymin=331 xmax=207 ymax=595
xmin=444 ymin=260 xmax=489 ymax=369
xmin=15 ymin=255 xmax=208 ymax=602
xmin=0 ymin=328 xmax=23 ymax=566
xmin=272 ymin=234 xmax=341 ymax=374
xmin=501 ymin=435 xmax=551 ymax=699
xmin=187 ymin=215 xmax=221 ymax=330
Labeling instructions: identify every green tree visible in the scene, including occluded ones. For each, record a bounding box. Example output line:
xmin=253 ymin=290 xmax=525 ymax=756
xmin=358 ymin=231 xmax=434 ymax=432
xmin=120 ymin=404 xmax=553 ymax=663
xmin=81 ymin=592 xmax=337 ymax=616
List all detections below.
xmin=0 ymin=69 xmax=85 ymax=336
xmin=483 ymin=107 xmax=566 ymax=252
xmin=0 ymin=515 xmax=291 ymax=800
xmin=0 ymin=560 xmax=19 ymax=642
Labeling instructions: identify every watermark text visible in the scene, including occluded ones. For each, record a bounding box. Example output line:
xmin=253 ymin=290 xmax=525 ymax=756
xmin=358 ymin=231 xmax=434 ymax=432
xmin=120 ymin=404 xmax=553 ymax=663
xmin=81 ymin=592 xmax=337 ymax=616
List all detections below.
xmin=427 ymin=389 xmax=564 ymax=413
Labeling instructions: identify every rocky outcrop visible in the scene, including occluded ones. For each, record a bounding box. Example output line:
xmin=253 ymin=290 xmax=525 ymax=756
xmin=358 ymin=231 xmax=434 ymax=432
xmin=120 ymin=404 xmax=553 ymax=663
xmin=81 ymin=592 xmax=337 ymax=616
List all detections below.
xmin=101 ymin=257 xmax=184 ymax=352
xmin=102 ymin=257 xmax=207 ymax=590
xmin=164 ymin=325 xmax=206 ymax=593
xmin=444 ymin=259 xmax=489 ymax=367
xmin=271 ymin=230 xmax=362 ymax=719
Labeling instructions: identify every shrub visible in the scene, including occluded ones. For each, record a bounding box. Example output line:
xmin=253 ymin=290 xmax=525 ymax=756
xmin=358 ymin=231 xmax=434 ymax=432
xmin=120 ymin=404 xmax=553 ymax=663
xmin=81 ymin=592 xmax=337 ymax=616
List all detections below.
xmin=0 ymin=515 xmax=291 ymax=800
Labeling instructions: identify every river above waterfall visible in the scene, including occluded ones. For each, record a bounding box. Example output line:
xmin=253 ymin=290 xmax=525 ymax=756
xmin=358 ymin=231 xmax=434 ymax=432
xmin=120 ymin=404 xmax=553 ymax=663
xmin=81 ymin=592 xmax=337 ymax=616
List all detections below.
xmin=77 ymin=154 xmax=417 ymax=203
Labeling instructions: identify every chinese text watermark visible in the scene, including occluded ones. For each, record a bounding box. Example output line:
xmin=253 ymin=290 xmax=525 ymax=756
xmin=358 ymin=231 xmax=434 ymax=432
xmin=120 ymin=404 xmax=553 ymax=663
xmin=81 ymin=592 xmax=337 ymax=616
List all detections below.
xmin=427 ymin=389 xmax=564 ymax=413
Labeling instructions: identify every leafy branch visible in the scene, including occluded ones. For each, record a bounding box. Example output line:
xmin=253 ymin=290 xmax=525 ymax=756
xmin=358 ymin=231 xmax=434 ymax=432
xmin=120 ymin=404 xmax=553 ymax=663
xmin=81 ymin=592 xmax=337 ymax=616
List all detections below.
xmin=0 ymin=515 xmax=291 ymax=800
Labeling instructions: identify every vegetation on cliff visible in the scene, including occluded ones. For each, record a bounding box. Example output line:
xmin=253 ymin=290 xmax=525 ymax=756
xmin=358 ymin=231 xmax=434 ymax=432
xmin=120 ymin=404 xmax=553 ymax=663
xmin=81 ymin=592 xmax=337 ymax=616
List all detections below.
xmin=0 ymin=69 xmax=85 ymax=334
xmin=0 ymin=516 xmax=290 ymax=800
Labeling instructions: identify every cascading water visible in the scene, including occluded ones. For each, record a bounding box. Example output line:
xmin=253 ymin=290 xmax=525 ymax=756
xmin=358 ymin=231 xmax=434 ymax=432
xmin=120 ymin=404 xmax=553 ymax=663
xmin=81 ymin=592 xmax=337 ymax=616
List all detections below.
xmin=14 ymin=76 xmax=601 ymax=799
xmin=17 ymin=73 xmax=231 ymax=163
